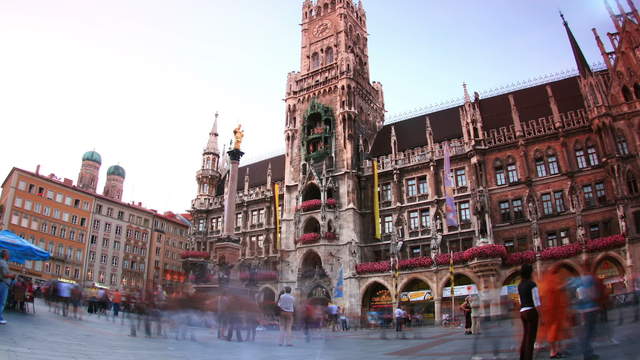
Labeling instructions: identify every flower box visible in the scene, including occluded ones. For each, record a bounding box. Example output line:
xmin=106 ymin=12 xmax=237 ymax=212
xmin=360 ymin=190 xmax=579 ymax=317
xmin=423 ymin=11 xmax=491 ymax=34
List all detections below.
xmin=326 ymin=198 xmax=337 ymax=207
xmin=298 ymin=232 xmax=320 ymax=244
xmin=434 ymin=252 xmax=466 ymax=266
xmin=463 ymin=245 xmax=507 ymax=262
xmin=300 ymin=199 xmax=322 ymax=211
xmin=398 ymin=256 xmax=434 ymax=270
xmin=586 ymin=234 xmax=625 ymax=253
xmin=356 ymin=261 xmax=391 ymax=274
xmin=505 ymin=250 xmax=537 ymax=266
xmin=180 ymin=251 xmax=209 ymax=259
xmin=540 ymin=243 xmax=582 ymax=261
xmin=323 ymin=231 xmax=337 ymax=240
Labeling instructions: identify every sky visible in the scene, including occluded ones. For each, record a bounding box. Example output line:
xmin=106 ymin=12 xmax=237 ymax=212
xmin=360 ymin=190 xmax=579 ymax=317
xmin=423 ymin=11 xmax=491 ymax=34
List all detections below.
xmin=0 ymin=0 xmax=619 ymax=214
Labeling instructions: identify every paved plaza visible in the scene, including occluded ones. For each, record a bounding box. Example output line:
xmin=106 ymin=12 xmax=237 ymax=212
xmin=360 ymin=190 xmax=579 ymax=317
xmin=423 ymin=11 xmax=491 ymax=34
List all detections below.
xmin=0 ymin=301 xmax=639 ymax=360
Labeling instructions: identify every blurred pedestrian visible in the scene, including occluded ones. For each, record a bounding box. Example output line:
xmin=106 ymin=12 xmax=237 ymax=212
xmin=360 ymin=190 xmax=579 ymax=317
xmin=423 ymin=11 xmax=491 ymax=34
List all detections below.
xmin=394 ymin=305 xmax=404 ymax=332
xmin=460 ymin=297 xmax=472 ymax=335
xmin=112 ymin=288 xmax=122 ymax=320
xmin=277 ymin=286 xmax=295 ymax=346
xmin=539 ymin=268 xmax=571 ymax=358
xmin=0 ymin=249 xmax=16 ymax=324
xmin=70 ymin=285 xmax=83 ymax=320
xmin=569 ymin=261 xmax=602 ymax=360
xmin=517 ymin=263 xmax=540 ymax=360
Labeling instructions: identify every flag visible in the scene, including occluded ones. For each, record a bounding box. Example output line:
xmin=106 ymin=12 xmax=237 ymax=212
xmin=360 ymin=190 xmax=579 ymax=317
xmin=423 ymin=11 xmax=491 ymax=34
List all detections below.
xmin=274 ymin=182 xmax=281 ymax=250
xmin=334 ymin=265 xmax=344 ymax=298
xmin=443 ymin=142 xmax=459 ymax=227
xmin=373 ymin=160 xmax=381 ymax=239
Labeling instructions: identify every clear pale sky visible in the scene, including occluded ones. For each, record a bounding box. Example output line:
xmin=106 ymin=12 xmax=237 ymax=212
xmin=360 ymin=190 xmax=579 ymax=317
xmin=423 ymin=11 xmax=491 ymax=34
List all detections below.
xmin=0 ymin=0 xmax=617 ymax=213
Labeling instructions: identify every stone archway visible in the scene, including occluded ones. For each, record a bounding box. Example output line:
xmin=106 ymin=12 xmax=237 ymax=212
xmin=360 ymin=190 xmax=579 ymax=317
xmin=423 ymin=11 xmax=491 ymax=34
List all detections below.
xmin=399 ymin=277 xmax=435 ymax=325
xmin=440 ymin=273 xmax=477 ymax=322
xmin=297 ymin=250 xmax=331 ymax=301
xmin=549 ymin=261 xmax=580 ymax=280
xmin=361 ymin=281 xmax=392 ymax=328
xmin=258 ymin=286 xmax=277 ymax=318
xmin=594 ymin=256 xmax=626 ymax=294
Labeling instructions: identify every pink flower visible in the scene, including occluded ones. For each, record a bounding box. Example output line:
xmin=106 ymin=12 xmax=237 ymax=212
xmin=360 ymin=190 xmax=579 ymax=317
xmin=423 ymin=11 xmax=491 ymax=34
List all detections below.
xmin=586 ymin=234 xmax=625 ymax=253
xmin=356 ymin=261 xmax=391 ymax=274
xmin=434 ymin=252 xmax=466 ymax=265
xmin=323 ymin=232 xmax=337 ymax=240
xmin=326 ymin=198 xmax=337 ymax=207
xmin=300 ymin=199 xmax=322 ymax=211
xmin=398 ymin=256 xmax=434 ymax=270
xmin=463 ymin=245 xmax=507 ymax=262
xmin=297 ymin=232 xmax=320 ymax=244
xmin=505 ymin=250 xmax=537 ymax=266
xmin=540 ymin=243 xmax=582 ymax=261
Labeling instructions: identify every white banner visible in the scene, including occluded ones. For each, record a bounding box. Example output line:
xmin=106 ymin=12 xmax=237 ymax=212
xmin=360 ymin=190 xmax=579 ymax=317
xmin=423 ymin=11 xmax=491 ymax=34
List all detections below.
xmin=442 ymin=284 xmax=478 ymax=298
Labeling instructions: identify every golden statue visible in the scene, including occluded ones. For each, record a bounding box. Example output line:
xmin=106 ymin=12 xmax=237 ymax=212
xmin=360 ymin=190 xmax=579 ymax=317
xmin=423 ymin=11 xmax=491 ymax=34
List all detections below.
xmin=233 ymin=124 xmax=244 ymax=150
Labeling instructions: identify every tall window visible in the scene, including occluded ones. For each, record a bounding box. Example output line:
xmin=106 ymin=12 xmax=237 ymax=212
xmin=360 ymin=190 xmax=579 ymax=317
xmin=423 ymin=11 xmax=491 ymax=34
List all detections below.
xmin=311 ymin=52 xmax=320 ymax=69
xmin=617 ymin=135 xmax=629 ymax=155
xmin=455 ymin=168 xmax=467 ymax=187
xmin=554 ymin=191 xmax=565 ymax=213
xmin=458 ymin=202 xmax=471 ymax=223
xmin=420 ymin=209 xmax=430 ymax=229
xmin=495 ymin=160 xmax=506 ymax=186
xmin=406 ymin=179 xmax=417 ymax=197
xmin=628 ymin=173 xmax=639 ymax=195
xmin=595 ymin=182 xmax=606 ymax=203
xmin=325 ymin=47 xmax=334 ymax=64
xmin=499 ymin=201 xmax=510 ymax=222
xmin=576 ymin=148 xmax=587 ymax=169
xmin=382 ymin=215 xmax=393 ymax=234
xmin=417 ymin=176 xmax=428 ymax=195
xmin=559 ymin=229 xmax=570 ymax=245
xmin=546 ymin=232 xmax=558 ymax=248
xmin=507 ymin=163 xmax=518 ymax=183
xmin=583 ymin=185 xmax=595 ymax=207
xmin=512 ymin=199 xmax=524 ymax=220
xmin=236 ymin=212 xmax=243 ymax=228
xmin=408 ymin=211 xmax=419 ymax=231
xmin=548 ymin=155 xmax=559 ymax=175
xmin=586 ymin=144 xmax=599 ymax=166
xmin=535 ymin=157 xmax=547 ymax=177
xmin=381 ymin=183 xmax=392 ymax=202
xmin=541 ymin=194 xmax=553 ymax=215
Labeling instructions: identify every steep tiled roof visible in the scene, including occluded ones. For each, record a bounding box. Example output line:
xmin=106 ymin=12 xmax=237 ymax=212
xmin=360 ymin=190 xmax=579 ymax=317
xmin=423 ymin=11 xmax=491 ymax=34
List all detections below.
xmin=215 ymin=154 xmax=286 ymax=195
xmin=369 ymin=76 xmax=584 ymax=158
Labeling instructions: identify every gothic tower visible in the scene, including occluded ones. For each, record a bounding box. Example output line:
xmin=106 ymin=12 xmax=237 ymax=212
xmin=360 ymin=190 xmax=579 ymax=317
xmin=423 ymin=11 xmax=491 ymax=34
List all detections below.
xmin=77 ymin=150 xmax=101 ymax=192
xmin=103 ymin=165 xmax=125 ymax=201
xmin=196 ymin=113 xmax=222 ymax=205
xmin=280 ymin=0 xmax=385 ymax=311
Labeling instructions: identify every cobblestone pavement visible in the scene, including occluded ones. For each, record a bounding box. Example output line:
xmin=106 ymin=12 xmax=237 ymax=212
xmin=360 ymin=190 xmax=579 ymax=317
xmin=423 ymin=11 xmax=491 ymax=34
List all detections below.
xmin=0 ymin=301 xmax=639 ymax=360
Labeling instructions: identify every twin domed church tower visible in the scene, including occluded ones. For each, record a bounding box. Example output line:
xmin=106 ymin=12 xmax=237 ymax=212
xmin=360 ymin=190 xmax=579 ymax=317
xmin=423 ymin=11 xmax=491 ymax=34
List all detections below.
xmin=77 ymin=150 xmax=126 ymax=201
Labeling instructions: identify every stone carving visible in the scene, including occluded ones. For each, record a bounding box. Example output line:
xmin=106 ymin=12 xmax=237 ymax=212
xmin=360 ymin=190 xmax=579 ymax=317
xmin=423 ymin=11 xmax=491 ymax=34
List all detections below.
xmin=617 ymin=203 xmax=627 ymax=235
xmin=577 ymin=225 xmax=586 ymax=244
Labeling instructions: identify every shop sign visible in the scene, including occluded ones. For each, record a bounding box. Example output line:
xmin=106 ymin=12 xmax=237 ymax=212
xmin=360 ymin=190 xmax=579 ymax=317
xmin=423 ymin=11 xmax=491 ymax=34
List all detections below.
xmin=442 ymin=284 xmax=477 ymax=298
xmin=400 ymin=290 xmax=433 ymax=302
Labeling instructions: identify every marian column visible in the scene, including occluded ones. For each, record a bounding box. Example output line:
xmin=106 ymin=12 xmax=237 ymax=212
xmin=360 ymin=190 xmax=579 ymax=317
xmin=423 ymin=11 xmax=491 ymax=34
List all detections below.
xmin=215 ymin=125 xmax=245 ymax=265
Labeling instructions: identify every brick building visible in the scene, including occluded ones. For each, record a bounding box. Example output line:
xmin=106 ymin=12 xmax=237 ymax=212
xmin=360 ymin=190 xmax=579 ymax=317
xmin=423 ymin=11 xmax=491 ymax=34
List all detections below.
xmin=147 ymin=212 xmax=190 ymax=293
xmin=189 ymin=0 xmax=639 ymax=321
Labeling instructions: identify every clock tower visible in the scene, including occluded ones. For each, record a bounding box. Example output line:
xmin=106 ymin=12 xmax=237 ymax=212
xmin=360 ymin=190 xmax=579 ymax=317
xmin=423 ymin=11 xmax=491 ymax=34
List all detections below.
xmin=280 ymin=0 xmax=385 ymax=313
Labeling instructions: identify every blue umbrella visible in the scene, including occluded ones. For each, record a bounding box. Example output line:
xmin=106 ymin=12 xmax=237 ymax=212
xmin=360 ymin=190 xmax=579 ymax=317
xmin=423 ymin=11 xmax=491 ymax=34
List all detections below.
xmin=0 ymin=230 xmax=50 ymax=264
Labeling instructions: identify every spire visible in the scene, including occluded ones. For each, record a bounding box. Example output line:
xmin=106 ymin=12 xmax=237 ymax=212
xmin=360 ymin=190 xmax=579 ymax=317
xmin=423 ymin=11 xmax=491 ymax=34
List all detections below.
xmin=462 ymin=82 xmax=471 ymax=103
xmin=561 ymin=12 xmax=592 ymax=78
xmin=205 ymin=111 xmax=220 ymax=154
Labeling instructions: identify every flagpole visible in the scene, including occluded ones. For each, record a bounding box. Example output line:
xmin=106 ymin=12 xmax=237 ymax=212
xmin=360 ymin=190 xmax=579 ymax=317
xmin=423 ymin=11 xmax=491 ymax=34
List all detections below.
xmin=450 ymin=250 xmax=455 ymax=324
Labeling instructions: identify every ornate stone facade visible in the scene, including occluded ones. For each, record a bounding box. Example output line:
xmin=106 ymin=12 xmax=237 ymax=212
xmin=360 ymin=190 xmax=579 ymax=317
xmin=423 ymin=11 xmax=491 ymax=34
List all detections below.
xmin=190 ymin=1 xmax=640 ymax=322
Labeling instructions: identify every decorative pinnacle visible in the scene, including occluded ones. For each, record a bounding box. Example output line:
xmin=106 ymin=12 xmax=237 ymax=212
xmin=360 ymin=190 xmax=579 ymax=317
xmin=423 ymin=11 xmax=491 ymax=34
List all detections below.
xmin=463 ymin=82 xmax=471 ymax=103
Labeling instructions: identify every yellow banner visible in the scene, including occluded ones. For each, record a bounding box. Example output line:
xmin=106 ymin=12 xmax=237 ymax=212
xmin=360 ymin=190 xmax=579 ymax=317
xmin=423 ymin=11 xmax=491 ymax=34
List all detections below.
xmin=373 ymin=160 xmax=381 ymax=239
xmin=274 ymin=182 xmax=280 ymax=250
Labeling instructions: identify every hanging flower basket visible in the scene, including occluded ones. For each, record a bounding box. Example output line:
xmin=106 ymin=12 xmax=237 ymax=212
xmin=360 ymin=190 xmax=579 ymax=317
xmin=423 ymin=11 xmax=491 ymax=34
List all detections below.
xmin=326 ymin=198 xmax=337 ymax=207
xmin=434 ymin=251 xmax=466 ymax=266
xmin=298 ymin=232 xmax=320 ymax=244
xmin=323 ymin=231 xmax=337 ymax=240
xmin=398 ymin=256 xmax=434 ymax=270
xmin=586 ymin=234 xmax=625 ymax=253
xmin=356 ymin=260 xmax=391 ymax=274
xmin=505 ymin=250 xmax=537 ymax=266
xmin=180 ymin=251 xmax=209 ymax=259
xmin=540 ymin=243 xmax=582 ymax=261
xmin=463 ymin=244 xmax=507 ymax=262
xmin=301 ymin=199 xmax=322 ymax=211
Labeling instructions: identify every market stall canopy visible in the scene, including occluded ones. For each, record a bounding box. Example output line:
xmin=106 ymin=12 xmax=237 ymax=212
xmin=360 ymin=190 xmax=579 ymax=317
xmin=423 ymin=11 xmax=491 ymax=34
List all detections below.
xmin=0 ymin=230 xmax=50 ymax=264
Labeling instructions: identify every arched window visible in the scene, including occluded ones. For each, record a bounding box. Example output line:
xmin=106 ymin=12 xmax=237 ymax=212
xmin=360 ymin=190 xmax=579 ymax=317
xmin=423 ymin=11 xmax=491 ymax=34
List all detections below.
xmin=311 ymin=52 xmax=320 ymax=69
xmin=575 ymin=142 xmax=587 ymax=169
xmin=586 ymin=140 xmax=599 ymax=166
xmin=535 ymin=151 xmax=547 ymax=177
xmin=634 ymin=83 xmax=640 ymax=100
xmin=323 ymin=3 xmax=328 ymax=13
xmin=622 ymin=85 xmax=633 ymax=102
xmin=325 ymin=47 xmax=334 ymax=64
xmin=494 ymin=159 xmax=506 ymax=186
xmin=506 ymin=156 xmax=519 ymax=183
xmin=628 ymin=172 xmax=639 ymax=195
xmin=617 ymin=133 xmax=629 ymax=155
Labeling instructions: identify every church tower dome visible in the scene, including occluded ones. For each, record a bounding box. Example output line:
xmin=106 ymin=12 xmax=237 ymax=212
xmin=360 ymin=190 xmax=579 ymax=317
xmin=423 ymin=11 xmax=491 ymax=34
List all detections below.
xmin=77 ymin=150 xmax=101 ymax=192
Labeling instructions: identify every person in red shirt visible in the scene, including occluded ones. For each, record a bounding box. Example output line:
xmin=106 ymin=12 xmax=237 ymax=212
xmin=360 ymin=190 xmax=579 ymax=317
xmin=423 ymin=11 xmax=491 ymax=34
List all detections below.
xmin=112 ymin=289 xmax=122 ymax=319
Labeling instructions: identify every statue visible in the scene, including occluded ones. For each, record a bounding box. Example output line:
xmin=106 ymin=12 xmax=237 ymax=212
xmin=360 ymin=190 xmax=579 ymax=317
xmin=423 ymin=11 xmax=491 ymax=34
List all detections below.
xmin=577 ymin=225 xmax=586 ymax=244
xmin=435 ymin=215 xmax=443 ymax=233
xmin=233 ymin=124 xmax=244 ymax=150
xmin=617 ymin=203 xmax=627 ymax=235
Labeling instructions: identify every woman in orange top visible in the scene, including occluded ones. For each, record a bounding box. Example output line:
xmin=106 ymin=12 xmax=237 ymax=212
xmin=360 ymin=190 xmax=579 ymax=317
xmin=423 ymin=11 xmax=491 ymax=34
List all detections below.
xmin=539 ymin=269 xmax=571 ymax=359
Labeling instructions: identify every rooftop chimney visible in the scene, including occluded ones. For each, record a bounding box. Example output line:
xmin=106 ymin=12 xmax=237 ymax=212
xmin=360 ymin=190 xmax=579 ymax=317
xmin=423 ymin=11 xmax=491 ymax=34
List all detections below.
xmin=35 ymin=165 xmax=40 ymax=175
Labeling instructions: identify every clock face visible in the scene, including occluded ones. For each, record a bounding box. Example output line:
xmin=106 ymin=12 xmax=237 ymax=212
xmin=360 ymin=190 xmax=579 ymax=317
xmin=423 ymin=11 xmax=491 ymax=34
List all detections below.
xmin=313 ymin=21 xmax=332 ymax=38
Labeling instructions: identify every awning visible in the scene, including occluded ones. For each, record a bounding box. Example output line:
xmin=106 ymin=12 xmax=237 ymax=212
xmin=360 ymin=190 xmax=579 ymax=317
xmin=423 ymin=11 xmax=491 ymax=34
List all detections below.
xmin=0 ymin=230 xmax=50 ymax=264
